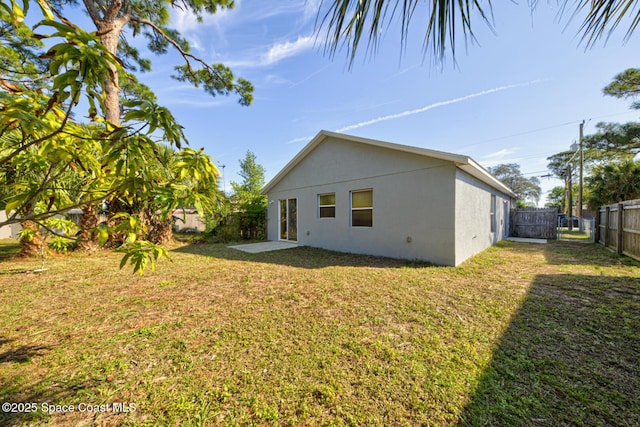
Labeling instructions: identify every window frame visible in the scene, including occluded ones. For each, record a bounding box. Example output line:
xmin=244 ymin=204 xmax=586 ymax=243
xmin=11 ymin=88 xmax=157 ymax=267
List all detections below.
xmin=318 ymin=193 xmax=336 ymax=219
xmin=490 ymin=194 xmax=496 ymax=233
xmin=351 ymin=189 xmax=373 ymax=228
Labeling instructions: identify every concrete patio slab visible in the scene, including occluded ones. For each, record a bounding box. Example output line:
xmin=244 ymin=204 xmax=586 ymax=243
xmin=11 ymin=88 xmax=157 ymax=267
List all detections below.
xmin=228 ymin=241 xmax=299 ymax=254
xmin=506 ymin=237 xmax=548 ymax=244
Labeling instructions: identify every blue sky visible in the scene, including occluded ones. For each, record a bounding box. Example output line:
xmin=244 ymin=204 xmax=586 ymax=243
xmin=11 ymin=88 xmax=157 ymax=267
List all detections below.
xmin=81 ymin=1 xmax=640 ymax=203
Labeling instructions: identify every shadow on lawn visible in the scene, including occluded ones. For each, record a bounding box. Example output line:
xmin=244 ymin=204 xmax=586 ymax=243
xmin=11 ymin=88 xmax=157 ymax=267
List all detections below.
xmin=0 ymin=338 xmax=62 ymax=426
xmin=458 ymin=245 xmax=640 ymax=425
xmin=0 ymin=343 xmax=51 ymax=364
xmin=0 ymin=381 xmax=76 ymax=426
xmin=172 ymin=242 xmax=435 ymax=269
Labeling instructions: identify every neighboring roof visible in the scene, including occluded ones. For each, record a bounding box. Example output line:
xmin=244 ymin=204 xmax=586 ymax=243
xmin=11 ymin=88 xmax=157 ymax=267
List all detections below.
xmin=262 ymin=130 xmax=516 ymax=198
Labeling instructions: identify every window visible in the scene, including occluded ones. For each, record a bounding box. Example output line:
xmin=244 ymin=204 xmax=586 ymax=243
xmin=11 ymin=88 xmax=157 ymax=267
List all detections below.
xmin=318 ymin=193 xmax=336 ymax=218
xmin=490 ymin=194 xmax=496 ymax=233
xmin=351 ymin=189 xmax=373 ymax=227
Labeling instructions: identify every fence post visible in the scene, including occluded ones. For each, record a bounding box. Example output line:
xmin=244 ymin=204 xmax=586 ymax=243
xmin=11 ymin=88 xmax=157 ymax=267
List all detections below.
xmin=617 ymin=203 xmax=624 ymax=255
xmin=604 ymin=206 xmax=610 ymax=248
xmin=594 ymin=209 xmax=600 ymax=243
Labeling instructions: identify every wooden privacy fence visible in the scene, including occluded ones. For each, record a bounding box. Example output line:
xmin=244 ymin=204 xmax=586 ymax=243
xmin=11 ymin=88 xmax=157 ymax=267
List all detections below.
xmin=510 ymin=208 xmax=558 ymax=239
xmin=211 ymin=211 xmax=267 ymax=241
xmin=597 ymin=199 xmax=640 ymax=262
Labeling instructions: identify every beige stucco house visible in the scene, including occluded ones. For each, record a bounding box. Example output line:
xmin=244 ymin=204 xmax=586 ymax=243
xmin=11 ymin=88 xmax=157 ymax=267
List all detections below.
xmin=262 ymin=131 xmax=516 ymax=266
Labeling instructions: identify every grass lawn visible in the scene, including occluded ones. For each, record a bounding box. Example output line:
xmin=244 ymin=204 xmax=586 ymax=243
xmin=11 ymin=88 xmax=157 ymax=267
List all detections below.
xmin=557 ymin=228 xmax=594 ymax=242
xmin=1 ymin=239 xmax=638 ymax=426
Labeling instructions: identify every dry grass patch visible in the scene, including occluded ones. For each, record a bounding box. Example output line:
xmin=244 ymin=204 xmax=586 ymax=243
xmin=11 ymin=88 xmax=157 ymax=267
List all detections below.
xmin=0 ymin=239 xmax=638 ymax=426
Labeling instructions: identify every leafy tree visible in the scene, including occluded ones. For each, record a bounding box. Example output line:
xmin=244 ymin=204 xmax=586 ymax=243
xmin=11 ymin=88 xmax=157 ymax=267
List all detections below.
xmin=603 ymin=67 xmax=640 ymax=108
xmin=545 ymin=184 xmax=583 ymax=214
xmin=545 ymin=67 xmax=640 ymax=214
xmin=230 ymin=150 xmax=267 ymax=240
xmin=546 ymin=151 xmax=587 ymax=214
xmin=580 ymin=68 xmax=640 ymax=166
xmin=546 ymin=186 xmax=566 ymax=211
xmin=46 ymin=0 xmax=253 ymax=250
xmin=547 ymin=151 xmax=577 ymax=181
xmin=587 ymin=160 xmax=640 ymax=209
xmin=488 ymin=163 xmax=542 ymax=207
xmin=0 ymin=2 xmax=233 ymax=273
xmin=61 ymin=0 xmax=254 ymax=124
xmin=232 ymin=150 xmax=266 ymax=195
xmin=581 ymin=121 xmax=640 ymax=160
xmin=317 ymin=1 xmax=640 ymax=63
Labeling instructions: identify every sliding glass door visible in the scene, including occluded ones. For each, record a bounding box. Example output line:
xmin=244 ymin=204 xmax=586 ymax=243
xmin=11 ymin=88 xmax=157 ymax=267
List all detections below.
xmin=279 ymin=198 xmax=297 ymax=241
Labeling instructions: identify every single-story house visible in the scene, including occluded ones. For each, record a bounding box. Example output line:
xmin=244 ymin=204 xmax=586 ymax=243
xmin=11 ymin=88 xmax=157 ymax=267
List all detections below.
xmin=262 ymin=131 xmax=516 ymax=266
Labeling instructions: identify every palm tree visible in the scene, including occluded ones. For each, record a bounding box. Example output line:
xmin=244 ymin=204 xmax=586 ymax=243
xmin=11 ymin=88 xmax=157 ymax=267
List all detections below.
xmin=317 ymin=1 xmax=640 ymax=63
xmin=587 ymin=160 xmax=640 ymax=209
xmin=0 ymin=131 xmax=47 ymax=257
xmin=144 ymin=143 xmax=179 ymax=245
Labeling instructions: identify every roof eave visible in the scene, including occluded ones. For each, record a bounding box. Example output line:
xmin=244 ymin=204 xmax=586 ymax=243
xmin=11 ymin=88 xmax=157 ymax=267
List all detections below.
xmin=261 ymin=131 xmax=330 ymax=194
xmin=262 ymin=130 xmax=517 ymax=199
xmin=459 ymin=159 xmax=517 ymax=199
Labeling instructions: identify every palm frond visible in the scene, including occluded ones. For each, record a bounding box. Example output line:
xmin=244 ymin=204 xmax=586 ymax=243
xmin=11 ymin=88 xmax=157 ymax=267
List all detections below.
xmin=566 ymin=0 xmax=640 ymax=46
xmin=317 ymin=0 xmax=494 ymax=65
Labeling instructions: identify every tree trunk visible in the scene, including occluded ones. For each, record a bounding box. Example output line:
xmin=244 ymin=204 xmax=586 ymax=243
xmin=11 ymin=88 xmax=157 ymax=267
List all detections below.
xmin=19 ymin=220 xmax=46 ymax=257
xmin=144 ymin=208 xmax=173 ymax=245
xmin=99 ymin=22 xmax=124 ymax=124
xmin=83 ymin=0 xmax=129 ymax=125
xmin=78 ymin=204 xmax=100 ymax=252
xmin=104 ymin=198 xmax=127 ymax=248
xmin=148 ymin=216 xmax=174 ymax=244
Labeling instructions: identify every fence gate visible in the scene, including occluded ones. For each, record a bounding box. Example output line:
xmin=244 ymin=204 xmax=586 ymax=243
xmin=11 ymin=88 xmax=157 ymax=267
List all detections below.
xmin=510 ymin=208 xmax=557 ymax=239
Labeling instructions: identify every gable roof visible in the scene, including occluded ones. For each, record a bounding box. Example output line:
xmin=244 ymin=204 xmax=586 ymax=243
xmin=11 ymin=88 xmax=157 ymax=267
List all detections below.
xmin=262 ymin=130 xmax=516 ymax=198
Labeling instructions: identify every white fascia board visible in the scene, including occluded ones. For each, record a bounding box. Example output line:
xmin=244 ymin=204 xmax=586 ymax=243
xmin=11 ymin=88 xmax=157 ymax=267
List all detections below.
xmin=261 ymin=131 xmax=328 ymax=194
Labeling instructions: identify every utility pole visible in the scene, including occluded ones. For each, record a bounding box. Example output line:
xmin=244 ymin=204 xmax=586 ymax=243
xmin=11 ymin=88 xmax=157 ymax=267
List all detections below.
xmin=219 ymin=163 xmax=226 ymax=195
xmin=578 ymin=120 xmax=584 ymax=232
xmin=567 ymin=163 xmax=573 ymax=231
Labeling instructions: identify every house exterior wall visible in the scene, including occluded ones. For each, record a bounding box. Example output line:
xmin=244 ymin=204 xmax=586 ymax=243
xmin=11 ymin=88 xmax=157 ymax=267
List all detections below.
xmin=266 ymin=136 xmax=458 ymax=265
xmin=454 ymin=169 xmax=512 ymax=265
xmin=0 ymin=211 xmax=21 ymax=239
xmin=0 ymin=210 xmax=10 ymax=239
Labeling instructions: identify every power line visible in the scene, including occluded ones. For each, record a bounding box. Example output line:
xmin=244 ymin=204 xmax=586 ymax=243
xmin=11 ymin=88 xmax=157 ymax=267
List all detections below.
xmin=521 ymin=170 xmax=553 ymax=176
xmin=457 ymin=111 xmax=636 ymax=150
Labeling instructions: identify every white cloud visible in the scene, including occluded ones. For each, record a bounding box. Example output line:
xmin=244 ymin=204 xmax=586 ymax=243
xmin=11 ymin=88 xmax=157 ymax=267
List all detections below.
xmin=262 ymin=74 xmax=295 ymax=87
xmin=226 ymin=35 xmax=315 ymax=68
xmin=480 ymin=148 xmax=524 ymax=167
xmin=483 ymin=148 xmax=518 ymax=159
xmin=481 ymin=157 xmax=523 ymax=168
xmin=287 ymin=135 xmax=314 ymax=144
xmin=334 ymin=80 xmax=546 ymax=133
xmin=287 ymin=80 xmax=547 ymax=145
xmin=266 ymin=36 xmax=315 ymax=64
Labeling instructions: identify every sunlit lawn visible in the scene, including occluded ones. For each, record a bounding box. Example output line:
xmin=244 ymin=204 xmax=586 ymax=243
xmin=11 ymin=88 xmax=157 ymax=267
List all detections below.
xmin=557 ymin=227 xmax=593 ymax=242
xmin=1 ymin=238 xmax=638 ymax=426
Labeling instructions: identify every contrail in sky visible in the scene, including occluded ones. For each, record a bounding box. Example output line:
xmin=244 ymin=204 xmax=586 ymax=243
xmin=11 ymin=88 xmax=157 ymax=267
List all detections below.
xmin=288 ymin=79 xmax=546 ymax=144
xmin=334 ymin=79 xmax=547 ymax=133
